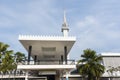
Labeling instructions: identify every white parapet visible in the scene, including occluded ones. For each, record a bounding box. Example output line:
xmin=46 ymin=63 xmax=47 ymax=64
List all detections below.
xmin=19 ymin=35 xmax=76 ymax=41
xmin=101 ymin=52 xmax=120 ymax=56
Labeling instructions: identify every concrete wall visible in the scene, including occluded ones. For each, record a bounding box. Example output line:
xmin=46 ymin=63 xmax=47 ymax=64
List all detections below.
xmin=103 ymin=56 xmax=120 ymax=68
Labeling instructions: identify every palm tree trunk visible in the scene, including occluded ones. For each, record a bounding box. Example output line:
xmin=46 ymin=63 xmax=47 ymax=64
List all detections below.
xmin=82 ymin=76 xmax=84 ymax=80
xmin=96 ymin=77 xmax=100 ymax=80
xmin=109 ymin=77 xmax=111 ymax=80
xmin=88 ymin=75 xmax=94 ymax=80
xmin=8 ymin=71 xmax=10 ymax=80
xmin=14 ymin=69 xmax=16 ymax=80
xmin=1 ymin=72 xmax=3 ymax=80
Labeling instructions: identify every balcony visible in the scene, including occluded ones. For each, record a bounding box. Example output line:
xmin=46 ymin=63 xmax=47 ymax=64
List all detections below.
xmin=22 ymin=59 xmax=75 ymax=65
xmin=17 ymin=59 xmax=76 ymax=70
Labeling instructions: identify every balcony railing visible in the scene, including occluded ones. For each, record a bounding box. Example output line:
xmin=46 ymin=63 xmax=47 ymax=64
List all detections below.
xmin=21 ymin=59 xmax=75 ymax=65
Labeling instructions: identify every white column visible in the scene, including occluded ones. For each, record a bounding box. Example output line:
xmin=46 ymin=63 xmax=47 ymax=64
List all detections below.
xmin=66 ymin=71 xmax=69 ymax=80
xmin=67 ymin=54 xmax=72 ymax=65
xmin=63 ymin=30 xmax=68 ymax=37
xmin=25 ymin=71 xmax=28 ymax=80
xmin=60 ymin=71 xmax=63 ymax=80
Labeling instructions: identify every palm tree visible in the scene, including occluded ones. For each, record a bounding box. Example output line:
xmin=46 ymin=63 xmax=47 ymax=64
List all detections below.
xmin=0 ymin=42 xmax=26 ymax=79
xmin=14 ymin=52 xmax=25 ymax=76
xmin=0 ymin=50 xmax=15 ymax=80
xmin=0 ymin=42 xmax=10 ymax=78
xmin=14 ymin=52 xmax=25 ymax=64
xmin=0 ymin=42 xmax=9 ymax=63
xmin=0 ymin=50 xmax=15 ymax=73
xmin=0 ymin=42 xmax=18 ymax=79
xmin=77 ymin=49 xmax=105 ymax=80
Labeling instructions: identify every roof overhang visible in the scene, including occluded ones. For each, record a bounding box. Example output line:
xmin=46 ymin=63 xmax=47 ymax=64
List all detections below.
xmin=101 ymin=53 xmax=120 ymax=57
xmin=19 ymin=35 xmax=76 ymax=60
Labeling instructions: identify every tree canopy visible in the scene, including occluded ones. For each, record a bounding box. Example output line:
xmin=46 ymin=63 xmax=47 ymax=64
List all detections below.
xmin=77 ymin=49 xmax=105 ymax=80
xmin=0 ymin=42 xmax=25 ymax=74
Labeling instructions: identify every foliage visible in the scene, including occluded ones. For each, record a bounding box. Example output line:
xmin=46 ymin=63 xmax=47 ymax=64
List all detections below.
xmin=0 ymin=50 xmax=15 ymax=73
xmin=0 ymin=42 xmax=9 ymax=61
xmin=0 ymin=42 xmax=25 ymax=74
xmin=107 ymin=66 xmax=120 ymax=76
xmin=15 ymin=52 xmax=25 ymax=64
xmin=77 ymin=49 xmax=105 ymax=80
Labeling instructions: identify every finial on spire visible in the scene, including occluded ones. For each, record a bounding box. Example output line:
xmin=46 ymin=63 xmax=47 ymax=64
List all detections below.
xmin=62 ymin=10 xmax=68 ymax=27
xmin=63 ymin=10 xmax=67 ymax=25
xmin=61 ymin=10 xmax=69 ymax=37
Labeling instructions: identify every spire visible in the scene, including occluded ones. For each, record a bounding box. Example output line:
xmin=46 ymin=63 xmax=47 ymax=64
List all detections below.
xmin=61 ymin=10 xmax=69 ymax=37
xmin=63 ymin=10 xmax=67 ymax=26
xmin=62 ymin=10 xmax=68 ymax=28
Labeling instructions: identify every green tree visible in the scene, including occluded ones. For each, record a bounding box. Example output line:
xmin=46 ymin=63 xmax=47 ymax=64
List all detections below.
xmin=0 ymin=50 xmax=15 ymax=74
xmin=0 ymin=42 xmax=10 ymax=79
xmin=0 ymin=42 xmax=10 ymax=73
xmin=14 ymin=52 xmax=25 ymax=76
xmin=0 ymin=42 xmax=9 ymax=61
xmin=0 ymin=42 xmax=26 ymax=78
xmin=14 ymin=52 xmax=25 ymax=64
xmin=77 ymin=49 xmax=105 ymax=80
xmin=1 ymin=50 xmax=16 ymax=80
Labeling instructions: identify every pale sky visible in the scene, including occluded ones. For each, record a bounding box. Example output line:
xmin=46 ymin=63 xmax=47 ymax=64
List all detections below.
xmin=0 ymin=0 xmax=120 ymax=60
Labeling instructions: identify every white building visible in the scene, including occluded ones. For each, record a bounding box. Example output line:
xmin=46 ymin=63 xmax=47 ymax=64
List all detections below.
xmin=69 ymin=53 xmax=120 ymax=80
xmin=17 ymin=12 xmax=76 ymax=80
xmin=0 ymin=12 xmax=120 ymax=80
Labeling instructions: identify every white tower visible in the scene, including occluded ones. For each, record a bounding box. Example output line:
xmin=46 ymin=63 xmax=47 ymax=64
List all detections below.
xmin=61 ymin=11 xmax=69 ymax=37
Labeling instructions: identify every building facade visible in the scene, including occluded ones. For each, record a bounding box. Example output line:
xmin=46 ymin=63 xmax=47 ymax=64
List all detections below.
xmin=17 ymin=12 xmax=76 ymax=80
xmin=0 ymin=13 xmax=120 ymax=80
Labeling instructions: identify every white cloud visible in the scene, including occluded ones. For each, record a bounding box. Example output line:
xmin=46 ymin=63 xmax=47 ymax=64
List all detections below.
xmin=0 ymin=0 xmax=61 ymax=35
xmin=0 ymin=0 xmax=59 ymax=53
xmin=77 ymin=16 xmax=99 ymax=28
xmin=71 ymin=6 xmax=120 ymax=59
xmin=1 ymin=0 xmax=120 ymax=60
